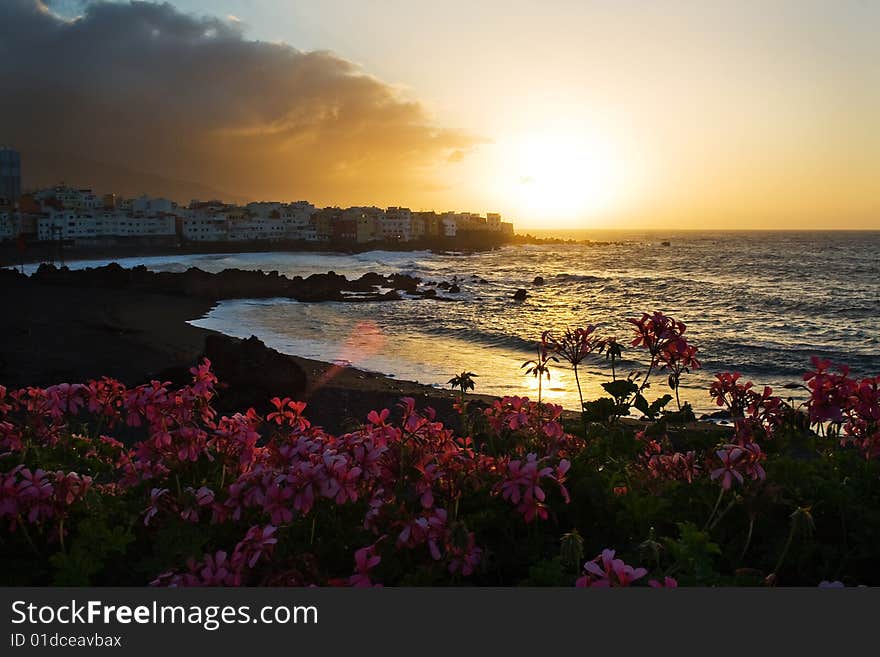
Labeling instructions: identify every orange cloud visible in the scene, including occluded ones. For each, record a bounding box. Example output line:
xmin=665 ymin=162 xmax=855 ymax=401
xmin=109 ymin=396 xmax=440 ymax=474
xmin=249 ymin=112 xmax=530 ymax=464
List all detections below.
xmin=0 ymin=0 xmax=480 ymax=206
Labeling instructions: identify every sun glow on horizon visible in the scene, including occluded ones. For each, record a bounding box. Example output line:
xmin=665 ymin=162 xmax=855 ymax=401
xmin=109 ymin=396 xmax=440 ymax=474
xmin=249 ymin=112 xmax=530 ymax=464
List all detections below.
xmin=491 ymin=129 xmax=636 ymax=228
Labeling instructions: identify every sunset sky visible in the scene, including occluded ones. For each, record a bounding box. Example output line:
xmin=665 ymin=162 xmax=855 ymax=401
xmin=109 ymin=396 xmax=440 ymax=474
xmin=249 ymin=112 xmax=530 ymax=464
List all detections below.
xmin=4 ymin=0 xmax=879 ymax=229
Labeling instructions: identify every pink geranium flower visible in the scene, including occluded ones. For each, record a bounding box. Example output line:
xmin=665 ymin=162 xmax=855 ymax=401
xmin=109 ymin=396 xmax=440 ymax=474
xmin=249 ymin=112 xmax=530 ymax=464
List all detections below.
xmin=349 ymin=544 xmax=382 ymax=587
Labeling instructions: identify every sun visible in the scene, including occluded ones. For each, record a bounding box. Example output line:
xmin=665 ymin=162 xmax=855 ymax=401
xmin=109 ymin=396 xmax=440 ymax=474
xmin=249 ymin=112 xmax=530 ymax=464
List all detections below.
xmin=496 ymin=130 xmax=629 ymax=226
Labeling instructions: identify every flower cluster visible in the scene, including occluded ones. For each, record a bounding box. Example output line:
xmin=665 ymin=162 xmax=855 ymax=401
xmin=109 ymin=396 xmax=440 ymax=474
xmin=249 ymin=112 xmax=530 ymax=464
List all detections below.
xmin=495 ymin=454 xmax=570 ymax=522
xmin=151 ymin=525 xmax=278 ymax=586
xmin=0 ymin=465 xmax=92 ymax=532
xmin=627 ymin=311 xmax=697 ymax=368
xmin=623 ymin=312 xmax=702 ymax=411
xmin=635 ymin=431 xmax=701 ymax=485
xmin=542 ymin=326 xmax=601 ymax=367
xmin=628 ymin=312 xmax=687 ymax=354
xmin=0 ymin=350 xmax=593 ymax=586
xmin=710 ymin=442 xmax=766 ymax=490
xmin=3 ymin=306 xmax=879 ymax=588
xmin=709 ymin=372 xmax=789 ymax=432
xmin=483 ymin=396 xmax=577 ymax=456
xmin=575 ymin=549 xmax=649 ymax=587
xmin=804 ymin=357 xmax=880 ymax=458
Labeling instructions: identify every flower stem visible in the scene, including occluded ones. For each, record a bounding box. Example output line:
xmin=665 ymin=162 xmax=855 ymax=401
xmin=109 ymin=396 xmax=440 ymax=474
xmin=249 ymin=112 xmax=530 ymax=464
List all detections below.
xmin=704 ymin=487 xmax=725 ymax=530
xmin=771 ymin=519 xmax=799 ymax=582
xmin=739 ymin=514 xmax=755 ymax=562
xmin=573 ymin=365 xmax=587 ymax=436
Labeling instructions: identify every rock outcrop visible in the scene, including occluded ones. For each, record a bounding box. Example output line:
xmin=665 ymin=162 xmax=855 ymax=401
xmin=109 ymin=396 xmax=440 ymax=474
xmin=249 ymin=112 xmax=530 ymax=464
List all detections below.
xmin=25 ymin=262 xmax=427 ymax=304
xmin=202 ymin=334 xmax=308 ymax=412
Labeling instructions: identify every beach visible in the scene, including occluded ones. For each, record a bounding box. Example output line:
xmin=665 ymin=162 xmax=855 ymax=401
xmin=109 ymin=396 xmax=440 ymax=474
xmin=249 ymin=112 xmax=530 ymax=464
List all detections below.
xmin=5 ymin=231 xmax=878 ymax=419
xmin=1 ymin=269 xmax=487 ymax=433
xmin=13 ymin=232 xmax=876 ymax=415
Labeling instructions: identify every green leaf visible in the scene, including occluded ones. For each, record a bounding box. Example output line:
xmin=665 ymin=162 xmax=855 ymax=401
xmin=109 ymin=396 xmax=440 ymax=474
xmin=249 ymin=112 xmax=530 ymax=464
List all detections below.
xmin=50 ymin=517 xmax=135 ymax=586
xmin=582 ymin=397 xmax=617 ymax=423
xmin=601 ymin=379 xmax=638 ymax=402
xmin=648 ymin=394 xmax=673 ymax=418
xmin=663 ymin=522 xmax=721 ymax=585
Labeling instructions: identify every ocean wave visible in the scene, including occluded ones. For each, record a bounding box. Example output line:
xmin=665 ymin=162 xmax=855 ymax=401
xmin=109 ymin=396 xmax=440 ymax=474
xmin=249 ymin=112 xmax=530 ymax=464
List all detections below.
xmin=54 ymin=233 xmax=878 ymax=411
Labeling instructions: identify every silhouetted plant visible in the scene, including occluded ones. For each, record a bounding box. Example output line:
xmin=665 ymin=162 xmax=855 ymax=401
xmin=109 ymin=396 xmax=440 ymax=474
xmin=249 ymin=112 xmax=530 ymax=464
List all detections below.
xmin=543 ymin=326 xmax=600 ymax=415
xmin=628 ymin=312 xmax=701 ymax=397
xmin=580 ymin=312 xmax=700 ymax=422
xmin=448 ymin=371 xmax=478 ymax=400
xmin=521 ymin=340 xmax=558 ymax=405
xmin=448 ymin=370 xmax=478 ymax=434
xmin=600 ymin=336 xmax=623 ymax=382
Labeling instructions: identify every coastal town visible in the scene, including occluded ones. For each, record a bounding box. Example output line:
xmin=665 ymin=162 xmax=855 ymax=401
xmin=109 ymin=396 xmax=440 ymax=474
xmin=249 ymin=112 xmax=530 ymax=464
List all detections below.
xmin=0 ymin=147 xmax=514 ymax=249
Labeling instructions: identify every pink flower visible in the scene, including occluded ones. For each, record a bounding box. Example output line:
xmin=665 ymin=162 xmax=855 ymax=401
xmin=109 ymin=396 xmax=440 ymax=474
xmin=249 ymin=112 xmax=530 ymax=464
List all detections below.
xmin=710 ymin=447 xmax=745 ymax=490
xmin=448 ymin=532 xmax=482 ymax=577
xmin=267 ymin=397 xmax=310 ymax=431
xmin=144 ymin=487 xmax=169 ymax=526
xmin=576 ymin=549 xmax=647 ymax=588
xmin=349 ymin=544 xmax=382 ymax=587
xmin=198 ymin=550 xmax=238 ymax=586
xmin=803 ymin=357 xmax=855 ymax=425
xmin=628 ymin=312 xmax=687 ymax=355
xmin=366 ymin=408 xmax=390 ymax=426
xmin=189 ymin=358 xmax=218 ymax=398
xmin=709 ymin=372 xmax=753 ymax=414
xmin=649 ymin=577 xmax=679 ymax=588
xmin=233 ymin=525 xmax=278 ymax=569
xmin=543 ymin=326 xmax=601 ymax=366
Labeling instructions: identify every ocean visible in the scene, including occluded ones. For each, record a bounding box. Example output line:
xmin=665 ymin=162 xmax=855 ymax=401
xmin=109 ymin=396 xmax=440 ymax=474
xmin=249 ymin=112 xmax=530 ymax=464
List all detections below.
xmin=42 ymin=231 xmax=880 ymax=414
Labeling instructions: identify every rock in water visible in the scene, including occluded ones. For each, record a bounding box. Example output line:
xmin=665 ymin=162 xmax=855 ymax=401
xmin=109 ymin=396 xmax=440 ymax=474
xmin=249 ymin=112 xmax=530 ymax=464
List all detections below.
xmin=513 ymin=288 xmax=528 ymax=301
xmin=533 ymin=276 xmax=545 ymax=285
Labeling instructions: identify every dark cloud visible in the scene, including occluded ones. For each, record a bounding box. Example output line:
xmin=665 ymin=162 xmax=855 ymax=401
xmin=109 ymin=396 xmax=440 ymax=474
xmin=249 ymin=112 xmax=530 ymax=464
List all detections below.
xmin=0 ymin=0 xmax=477 ymax=203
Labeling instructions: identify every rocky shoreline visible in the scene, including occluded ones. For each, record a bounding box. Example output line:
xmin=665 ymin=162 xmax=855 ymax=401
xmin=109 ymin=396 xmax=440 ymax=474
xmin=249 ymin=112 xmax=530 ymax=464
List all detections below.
xmin=0 ymin=263 xmax=488 ymax=433
xmin=1 ymin=262 xmax=716 ymax=434
xmin=2 ymin=262 xmax=458 ymax=302
xmin=0 ymin=233 xmax=518 ymax=269
xmin=0 ymin=233 xmax=613 ymax=269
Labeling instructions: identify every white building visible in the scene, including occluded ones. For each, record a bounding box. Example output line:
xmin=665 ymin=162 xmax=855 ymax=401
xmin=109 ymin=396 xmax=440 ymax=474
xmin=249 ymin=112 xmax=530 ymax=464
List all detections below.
xmin=281 ymin=201 xmax=317 ymax=241
xmin=227 ymin=213 xmax=285 ymax=241
xmin=441 ymin=214 xmax=458 ymax=237
xmin=454 ymin=212 xmax=490 ymax=232
xmin=245 ymin=201 xmax=285 ymax=218
xmin=113 ymin=212 xmax=176 ymax=237
xmin=380 ymin=207 xmax=413 ymax=241
xmin=181 ymin=211 xmax=228 ymax=241
xmin=37 ymin=210 xmax=175 ymax=241
xmin=34 ymin=186 xmax=102 ymax=212
xmin=38 ymin=211 xmax=97 ymax=241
